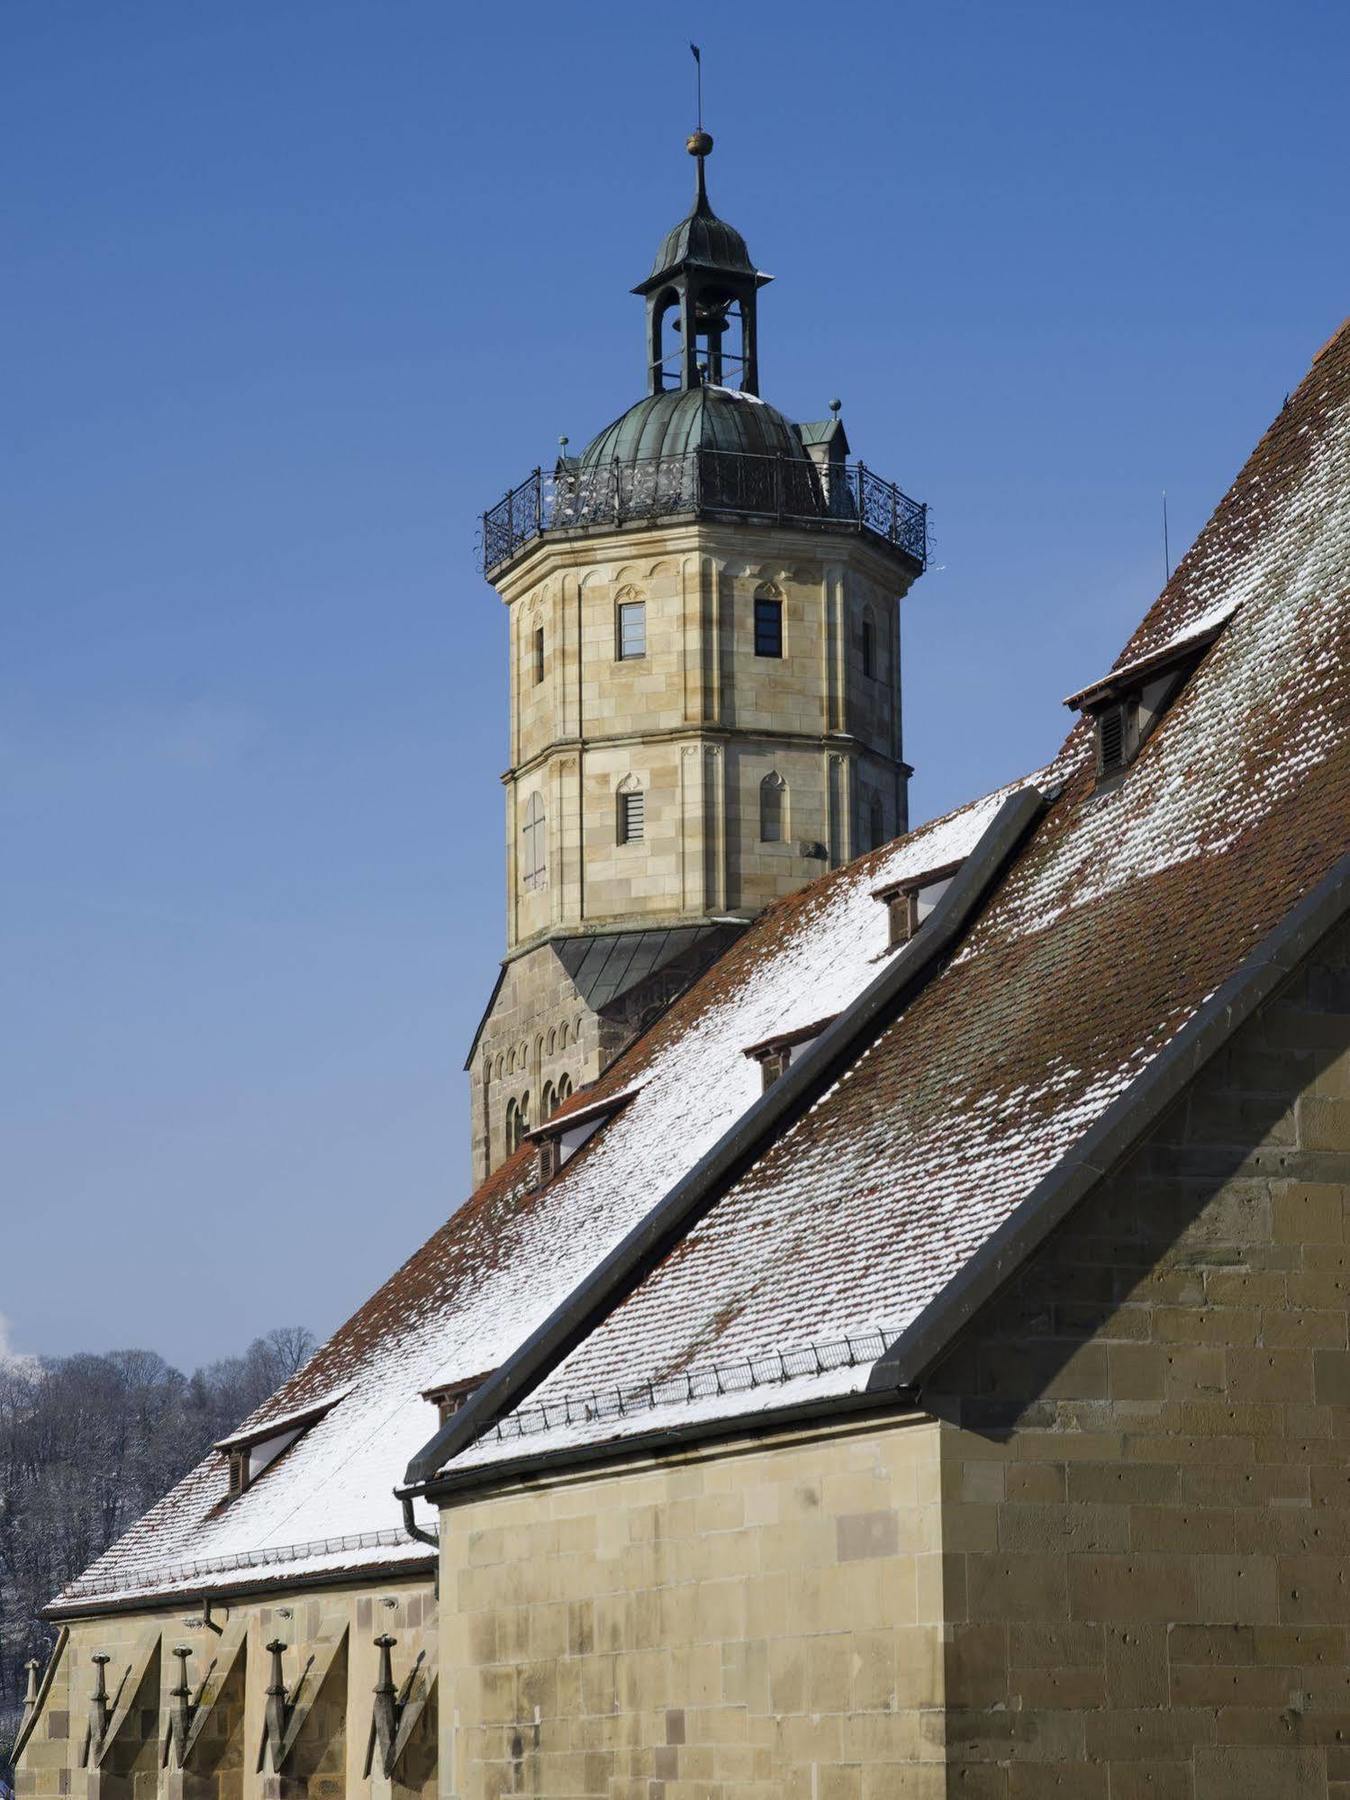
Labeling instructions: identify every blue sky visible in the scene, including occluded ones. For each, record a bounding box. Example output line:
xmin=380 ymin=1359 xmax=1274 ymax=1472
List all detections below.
xmin=3 ymin=1 xmax=1346 ymax=1368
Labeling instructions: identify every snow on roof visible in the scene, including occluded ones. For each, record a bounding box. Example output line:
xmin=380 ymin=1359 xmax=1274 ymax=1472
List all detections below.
xmin=449 ymin=318 xmax=1350 ymax=1468
xmin=58 ymin=318 xmax=1350 ymax=1603
xmin=52 ymin=770 xmax=1033 ymax=1610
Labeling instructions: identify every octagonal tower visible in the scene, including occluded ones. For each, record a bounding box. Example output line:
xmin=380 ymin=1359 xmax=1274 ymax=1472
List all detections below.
xmin=467 ymin=131 xmax=927 ymax=1180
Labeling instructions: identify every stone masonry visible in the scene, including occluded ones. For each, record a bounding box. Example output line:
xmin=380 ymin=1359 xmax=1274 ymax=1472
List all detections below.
xmin=434 ymin=911 xmax=1350 ymax=1798
xmin=470 ymin=516 xmax=919 ymax=1176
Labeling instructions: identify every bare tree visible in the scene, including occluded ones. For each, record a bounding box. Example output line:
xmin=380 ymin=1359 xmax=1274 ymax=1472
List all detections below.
xmin=0 ymin=1327 xmax=313 ymax=1775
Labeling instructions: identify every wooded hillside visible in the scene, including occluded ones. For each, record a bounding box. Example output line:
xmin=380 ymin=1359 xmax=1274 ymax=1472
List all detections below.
xmin=0 ymin=1326 xmax=313 ymax=1769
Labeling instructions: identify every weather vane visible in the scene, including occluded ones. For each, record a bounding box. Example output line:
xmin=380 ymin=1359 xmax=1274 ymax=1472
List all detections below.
xmin=690 ymin=43 xmax=702 ymax=132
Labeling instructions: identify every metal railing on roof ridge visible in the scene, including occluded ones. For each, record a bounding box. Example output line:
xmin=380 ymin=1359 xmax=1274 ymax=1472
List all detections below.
xmin=487 ymin=1321 xmax=901 ymax=1444
xmin=481 ymin=451 xmax=927 ymax=575
xmin=56 ymin=1523 xmax=435 ymax=1602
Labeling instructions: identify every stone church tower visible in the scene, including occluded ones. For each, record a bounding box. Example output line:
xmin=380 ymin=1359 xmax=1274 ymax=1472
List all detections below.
xmin=467 ymin=131 xmax=927 ymax=1179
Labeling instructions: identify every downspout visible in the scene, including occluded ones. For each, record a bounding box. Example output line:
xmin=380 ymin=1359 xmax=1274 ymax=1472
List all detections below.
xmin=400 ymin=1495 xmax=438 ymax=1549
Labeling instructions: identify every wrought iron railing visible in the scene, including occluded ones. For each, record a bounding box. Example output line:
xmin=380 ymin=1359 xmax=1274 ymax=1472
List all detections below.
xmin=481 ymin=450 xmax=927 ymax=574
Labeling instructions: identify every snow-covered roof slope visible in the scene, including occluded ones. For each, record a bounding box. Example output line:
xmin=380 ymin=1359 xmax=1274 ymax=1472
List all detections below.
xmin=449 ymin=316 xmax=1350 ymax=1468
xmin=51 ymin=772 xmax=1035 ymax=1610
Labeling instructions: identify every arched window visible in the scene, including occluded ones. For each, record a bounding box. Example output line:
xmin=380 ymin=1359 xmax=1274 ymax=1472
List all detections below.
xmin=754 ymin=584 xmax=783 ymax=658
xmin=861 ymin=608 xmax=877 ymax=680
xmin=759 ymin=771 xmax=786 ymax=843
xmin=556 ymin=1073 xmax=573 ymax=1104
xmin=867 ymin=792 xmax=885 ymax=852
xmin=521 ymin=792 xmax=547 ymax=890
xmin=617 ymin=773 xmax=645 ymax=844
xmin=546 ymin=1027 xmax=556 ymax=1055
xmin=541 ymin=1080 xmax=557 ymax=1120
xmin=504 ymin=1098 xmax=523 ymax=1155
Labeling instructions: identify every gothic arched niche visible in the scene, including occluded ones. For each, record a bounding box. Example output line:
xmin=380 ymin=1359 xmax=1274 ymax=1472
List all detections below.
xmin=759 ymin=770 xmax=787 ymax=843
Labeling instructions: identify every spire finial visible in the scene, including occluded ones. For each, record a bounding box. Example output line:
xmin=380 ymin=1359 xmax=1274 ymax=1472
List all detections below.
xmin=687 ymin=43 xmax=712 ymax=210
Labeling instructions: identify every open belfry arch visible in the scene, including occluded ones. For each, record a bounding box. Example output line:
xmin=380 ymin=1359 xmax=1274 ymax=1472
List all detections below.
xmin=467 ymin=125 xmax=927 ymax=1179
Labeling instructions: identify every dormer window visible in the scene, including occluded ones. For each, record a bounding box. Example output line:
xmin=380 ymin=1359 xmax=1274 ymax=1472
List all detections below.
xmin=215 ymin=1393 xmax=346 ymax=1501
xmin=742 ymin=1016 xmax=837 ymax=1092
xmin=1065 ymin=614 xmax=1231 ymax=787
xmin=422 ymin=1372 xmax=492 ymax=1427
xmin=526 ymin=1088 xmax=638 ymax=1184
xmin=872 ymin=861 xmax=961 ymax=949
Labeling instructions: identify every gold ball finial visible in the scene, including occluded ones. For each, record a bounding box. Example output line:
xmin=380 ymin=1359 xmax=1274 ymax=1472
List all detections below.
xmin=686 ymin=129 xmax=713 ymax=158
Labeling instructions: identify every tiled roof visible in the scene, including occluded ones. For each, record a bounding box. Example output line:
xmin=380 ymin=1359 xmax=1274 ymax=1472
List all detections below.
xmin=446 ymin=315 xmax=1350 ymax=1468
xmin=50 ymin=771 xmax=1026 ymax=1611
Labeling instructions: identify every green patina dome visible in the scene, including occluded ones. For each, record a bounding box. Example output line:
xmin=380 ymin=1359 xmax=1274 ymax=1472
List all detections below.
xmin=579 ymin=385 xmax=808 ymax=471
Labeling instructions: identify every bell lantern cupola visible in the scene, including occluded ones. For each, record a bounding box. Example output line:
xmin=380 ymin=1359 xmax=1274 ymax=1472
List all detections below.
xmin=634 ymin=132 xmax=770 ymax=396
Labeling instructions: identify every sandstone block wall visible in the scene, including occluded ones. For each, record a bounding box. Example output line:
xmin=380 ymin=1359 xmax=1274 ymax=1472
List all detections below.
xmin=440 ymin=1419 xmax=946 ymax=1799
xmin=928 ymin=912 xmax=1350 ymax=1798
xmin=16 ymin=1575 xmax=436 ymax=1800
xmin=496 ymin=522 xmax=915 ymax=953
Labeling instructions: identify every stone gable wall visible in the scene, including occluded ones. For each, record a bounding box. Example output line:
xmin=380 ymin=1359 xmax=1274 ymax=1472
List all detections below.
xmin=927 ymin=909 xmax=1350 ymax=1798
xmin=439 ymin=1419 xmax=946 ymax=1798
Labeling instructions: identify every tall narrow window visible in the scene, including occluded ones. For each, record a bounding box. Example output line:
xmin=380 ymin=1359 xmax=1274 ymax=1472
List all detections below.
xmin=618 ymin=781 xmax=645 ymax=844
xmin=862 ymin=613 xmax=876 ymax=679
xmin=617 ymin=599 xmax=646 ymax=660
xmin=521 ymin=792 xmax=547 ymax=890
xmin=505 ymin=1097 xmax=524 ymax=1155
xmin=754 ymin=591 xmax=783 ymax=658
xmin=541 ymin=1080 xmax=557 ymax=1120
xmin=533 ymin=625 xmax=545 ymax=685
xmin=866 ymin=793 xmax=884 ymax=852
xmin=759 ymin=771 xmax=786 ymax=843
xmin=556 ymin=1072 xmax=573 ymax=1104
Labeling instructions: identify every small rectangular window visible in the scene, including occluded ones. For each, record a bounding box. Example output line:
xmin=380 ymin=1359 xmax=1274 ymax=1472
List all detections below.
xmin=619 ymin=790 xmax=645 ymax=843
xmin=533 ymin=626 xmax=545 ymax=685
xmin=754 ymin=596 xmax=783 ymax=658
xmin=617 ymin=601 xmax=646 ymax=660
xmin=760 ymin=1047 xmax=791 ymax=1092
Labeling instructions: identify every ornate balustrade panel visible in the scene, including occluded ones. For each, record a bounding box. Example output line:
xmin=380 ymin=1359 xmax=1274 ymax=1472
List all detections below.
xmin=482 ymin=450 xmax=926 ymax=574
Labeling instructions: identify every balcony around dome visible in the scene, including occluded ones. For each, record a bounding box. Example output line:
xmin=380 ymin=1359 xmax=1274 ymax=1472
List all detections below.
xmin=481 ymin=388 xmax=927 ymax=579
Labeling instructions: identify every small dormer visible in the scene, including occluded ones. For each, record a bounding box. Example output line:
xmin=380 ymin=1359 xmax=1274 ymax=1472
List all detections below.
xmin=741 ymin=1015 xmax=838 ymax=1092
xmin=795 ymin=402 xmax=850 ymax=505
xmin=215 ymin=1392 xmax=346 ymax=1501
xmin=422 ymin=1372 xmax=493 ymax=1427
xmin=872 ymin=860 xmax=962 ymax=950
xmin=1065 ymin=616 xmax=1230 ymax=786
xmin=526 ymin=1088 xmax=639 ymax=1184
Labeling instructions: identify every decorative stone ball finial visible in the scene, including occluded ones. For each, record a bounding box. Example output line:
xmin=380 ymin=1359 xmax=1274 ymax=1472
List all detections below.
xmin=829 ymin=398 xmax=842 ymax=418
xmin=686 ymin=129 xmax=713 ymax=158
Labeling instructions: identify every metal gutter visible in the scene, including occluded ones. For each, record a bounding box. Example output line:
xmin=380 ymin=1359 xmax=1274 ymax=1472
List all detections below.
xmin=870 ymin=849 xmax=1350 ymax=1391
xmin=41 ymin=1554 xmax=436 ymax=1625
xmin=423 ymin=1386 xmax=923 ymax=1502
xmin=402 ymin=784 xmax=1049 ymax=1492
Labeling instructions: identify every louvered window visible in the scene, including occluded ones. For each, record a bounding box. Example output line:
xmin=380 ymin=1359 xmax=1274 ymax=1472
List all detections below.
xmin=619 ymin=790 xmax=645 ymax=843
xmin=1097 ymin=702 xmax=1129 ymax=776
